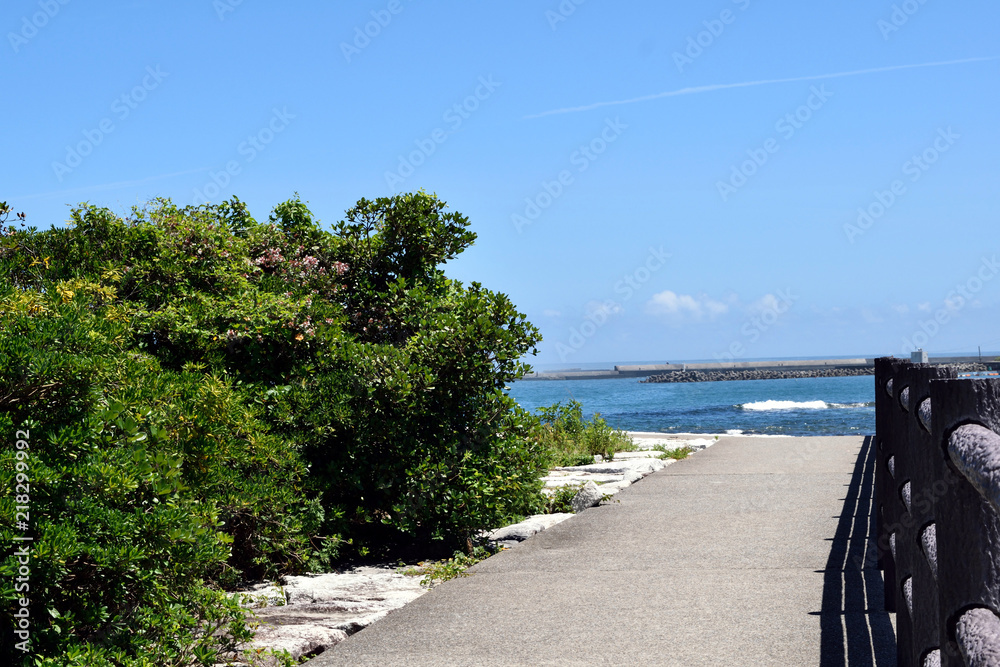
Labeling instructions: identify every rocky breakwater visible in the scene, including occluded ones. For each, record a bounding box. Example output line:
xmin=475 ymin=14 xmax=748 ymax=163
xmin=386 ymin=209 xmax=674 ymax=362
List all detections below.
xmin=642 ymin=368 xmax=874 ymax=383
xmin=642 ymin=362 xmax=989 ymax=383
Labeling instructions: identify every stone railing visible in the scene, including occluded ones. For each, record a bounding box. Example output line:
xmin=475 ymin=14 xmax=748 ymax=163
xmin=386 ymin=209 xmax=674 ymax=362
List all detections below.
xmin=875 ymin=358 xmax=1000 ymax=666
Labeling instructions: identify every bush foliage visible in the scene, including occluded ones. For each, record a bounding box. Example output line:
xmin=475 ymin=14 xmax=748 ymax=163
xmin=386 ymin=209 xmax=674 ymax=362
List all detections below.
xmin=0 ymin=192 xmax=545 ymax=664
xmin=536 ymin=400 xmax=632 ymax=467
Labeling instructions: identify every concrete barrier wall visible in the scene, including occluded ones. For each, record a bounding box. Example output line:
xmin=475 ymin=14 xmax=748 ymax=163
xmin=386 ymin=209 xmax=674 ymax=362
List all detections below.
xmin=520 ymin=356 xmax=991 ymax=381
xmin=520 ymin=358 xmax=877 ymax=380
xmin=520 ymin=356 xmax=992 ymax=382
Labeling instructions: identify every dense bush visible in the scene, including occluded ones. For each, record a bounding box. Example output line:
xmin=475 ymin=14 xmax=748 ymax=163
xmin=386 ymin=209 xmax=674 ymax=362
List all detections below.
xmin=0 ymin=192 xmax=544 ymax=664
xmin=536 ymin=400 xmax=632 ymax=466
xmin=0 ymin=274 xmax=301 ymax=664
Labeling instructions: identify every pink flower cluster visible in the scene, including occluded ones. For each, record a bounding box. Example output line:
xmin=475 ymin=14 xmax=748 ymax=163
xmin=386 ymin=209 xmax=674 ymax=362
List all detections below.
xmin=180 ymin=233 xmax=225 ymax=259
xmin=302 ymin=314 xmax=316 ymax=337
xmin=253 ymin=247 xmax=286 ymax=269
xmin=252 ymin=240 xmax=349 ymax=295
xmin=285 ymin=314 xmax=317 ymax=339
xmin=287 ymin=255 xmax=320 ymax=280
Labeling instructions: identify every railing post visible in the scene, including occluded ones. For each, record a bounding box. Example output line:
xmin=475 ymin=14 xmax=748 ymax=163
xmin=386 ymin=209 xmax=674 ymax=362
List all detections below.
xmin=929 ymin=376 xmax=1000 ymax=666
xmin=888 ymin=361 xmax=918 ymax=667
xmin=876 ymin=357 xmax=911 ymax=615
xmin=901 ymin=363 xmax=955 ymax=666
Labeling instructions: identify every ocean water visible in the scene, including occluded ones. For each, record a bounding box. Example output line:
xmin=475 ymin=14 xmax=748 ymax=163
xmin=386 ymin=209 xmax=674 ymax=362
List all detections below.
xmin=506 ymin=375 xmax=875 ymax=437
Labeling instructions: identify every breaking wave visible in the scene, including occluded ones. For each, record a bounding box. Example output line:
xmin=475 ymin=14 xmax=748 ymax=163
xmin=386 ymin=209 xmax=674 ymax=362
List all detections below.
xmin=740 ymin=400 xmax=829 ymax=411
xmin=739 ymin=400 xmax=874 ymax=411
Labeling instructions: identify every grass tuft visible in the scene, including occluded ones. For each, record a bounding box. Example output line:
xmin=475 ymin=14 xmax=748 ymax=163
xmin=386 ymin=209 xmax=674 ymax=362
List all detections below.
xmin=398 ymin=547 xmax=492 ymax=587
xmin=652 ymin=444 xmax=694 ymax=460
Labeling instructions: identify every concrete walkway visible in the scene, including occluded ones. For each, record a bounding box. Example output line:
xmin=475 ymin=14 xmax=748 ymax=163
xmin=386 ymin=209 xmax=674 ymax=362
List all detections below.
xmin=310 ymin=436 xmax=896 ymax=666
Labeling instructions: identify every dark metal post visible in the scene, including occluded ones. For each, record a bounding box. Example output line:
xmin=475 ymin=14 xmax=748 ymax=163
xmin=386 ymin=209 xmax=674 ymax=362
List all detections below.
xmin=887 ymin=362 xmax=917 ymax=667
xmin=901 ymin=364 xmax=955 ymax=665
xmin=929 ymin=377 xmax=1000 ymax=666
xmin=875 ymin=357 xmax=909 ymax=614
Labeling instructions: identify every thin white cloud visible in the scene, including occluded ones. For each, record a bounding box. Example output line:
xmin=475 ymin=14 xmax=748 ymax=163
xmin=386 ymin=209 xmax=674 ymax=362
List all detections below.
xmin=543 ymin=309 xmax=562 ymax=318
xmin=525 ymin=56 xmax=997 ymax=118
xmin=645 ymin=290 xmax=728 ymax=321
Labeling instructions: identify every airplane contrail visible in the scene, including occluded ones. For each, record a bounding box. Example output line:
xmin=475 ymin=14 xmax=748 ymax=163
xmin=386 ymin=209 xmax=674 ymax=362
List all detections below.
xmin=525 ymin=56 xmax=998 ymax=119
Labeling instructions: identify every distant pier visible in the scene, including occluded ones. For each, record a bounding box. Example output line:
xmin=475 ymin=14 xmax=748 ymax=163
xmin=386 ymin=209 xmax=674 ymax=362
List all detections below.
xmin=518 ymin=356 xmax=991 ymax=381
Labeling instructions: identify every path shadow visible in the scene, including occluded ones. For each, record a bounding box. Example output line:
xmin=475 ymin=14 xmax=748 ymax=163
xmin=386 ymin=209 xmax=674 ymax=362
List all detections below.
xmin=818 ymin=435 xmax=897 ymax=666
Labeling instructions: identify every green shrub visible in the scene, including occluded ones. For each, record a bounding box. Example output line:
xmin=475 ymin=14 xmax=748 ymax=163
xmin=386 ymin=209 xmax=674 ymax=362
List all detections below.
xmin=536 ymin=400 xmax=632 ymax=466
xmin=0 ymin=281 xmax=307 ymax=664
xmin=264 ymin=194 xmax=546 ymax=556
xmin=1 ymin=191 xmax=545 ymax=662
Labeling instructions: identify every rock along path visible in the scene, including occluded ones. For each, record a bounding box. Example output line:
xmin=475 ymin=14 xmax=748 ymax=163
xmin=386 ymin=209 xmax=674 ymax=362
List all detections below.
xmin=309 ymin=436 xmax=897 ymax=666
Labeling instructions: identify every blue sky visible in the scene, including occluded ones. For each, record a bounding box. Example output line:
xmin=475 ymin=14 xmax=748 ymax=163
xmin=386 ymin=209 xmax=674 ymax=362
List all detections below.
xmin=5 ymin=1 xmax=999 ymax=369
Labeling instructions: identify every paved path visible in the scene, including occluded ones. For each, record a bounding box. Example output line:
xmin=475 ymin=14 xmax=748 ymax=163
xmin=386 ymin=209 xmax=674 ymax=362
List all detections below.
xmin=311 ymin=436 xmax=896 ymax=666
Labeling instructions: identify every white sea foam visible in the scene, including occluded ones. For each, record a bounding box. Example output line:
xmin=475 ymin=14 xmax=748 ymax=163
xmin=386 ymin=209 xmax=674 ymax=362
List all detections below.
xmin=741 ymin=400 xmax=829 ymax=411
